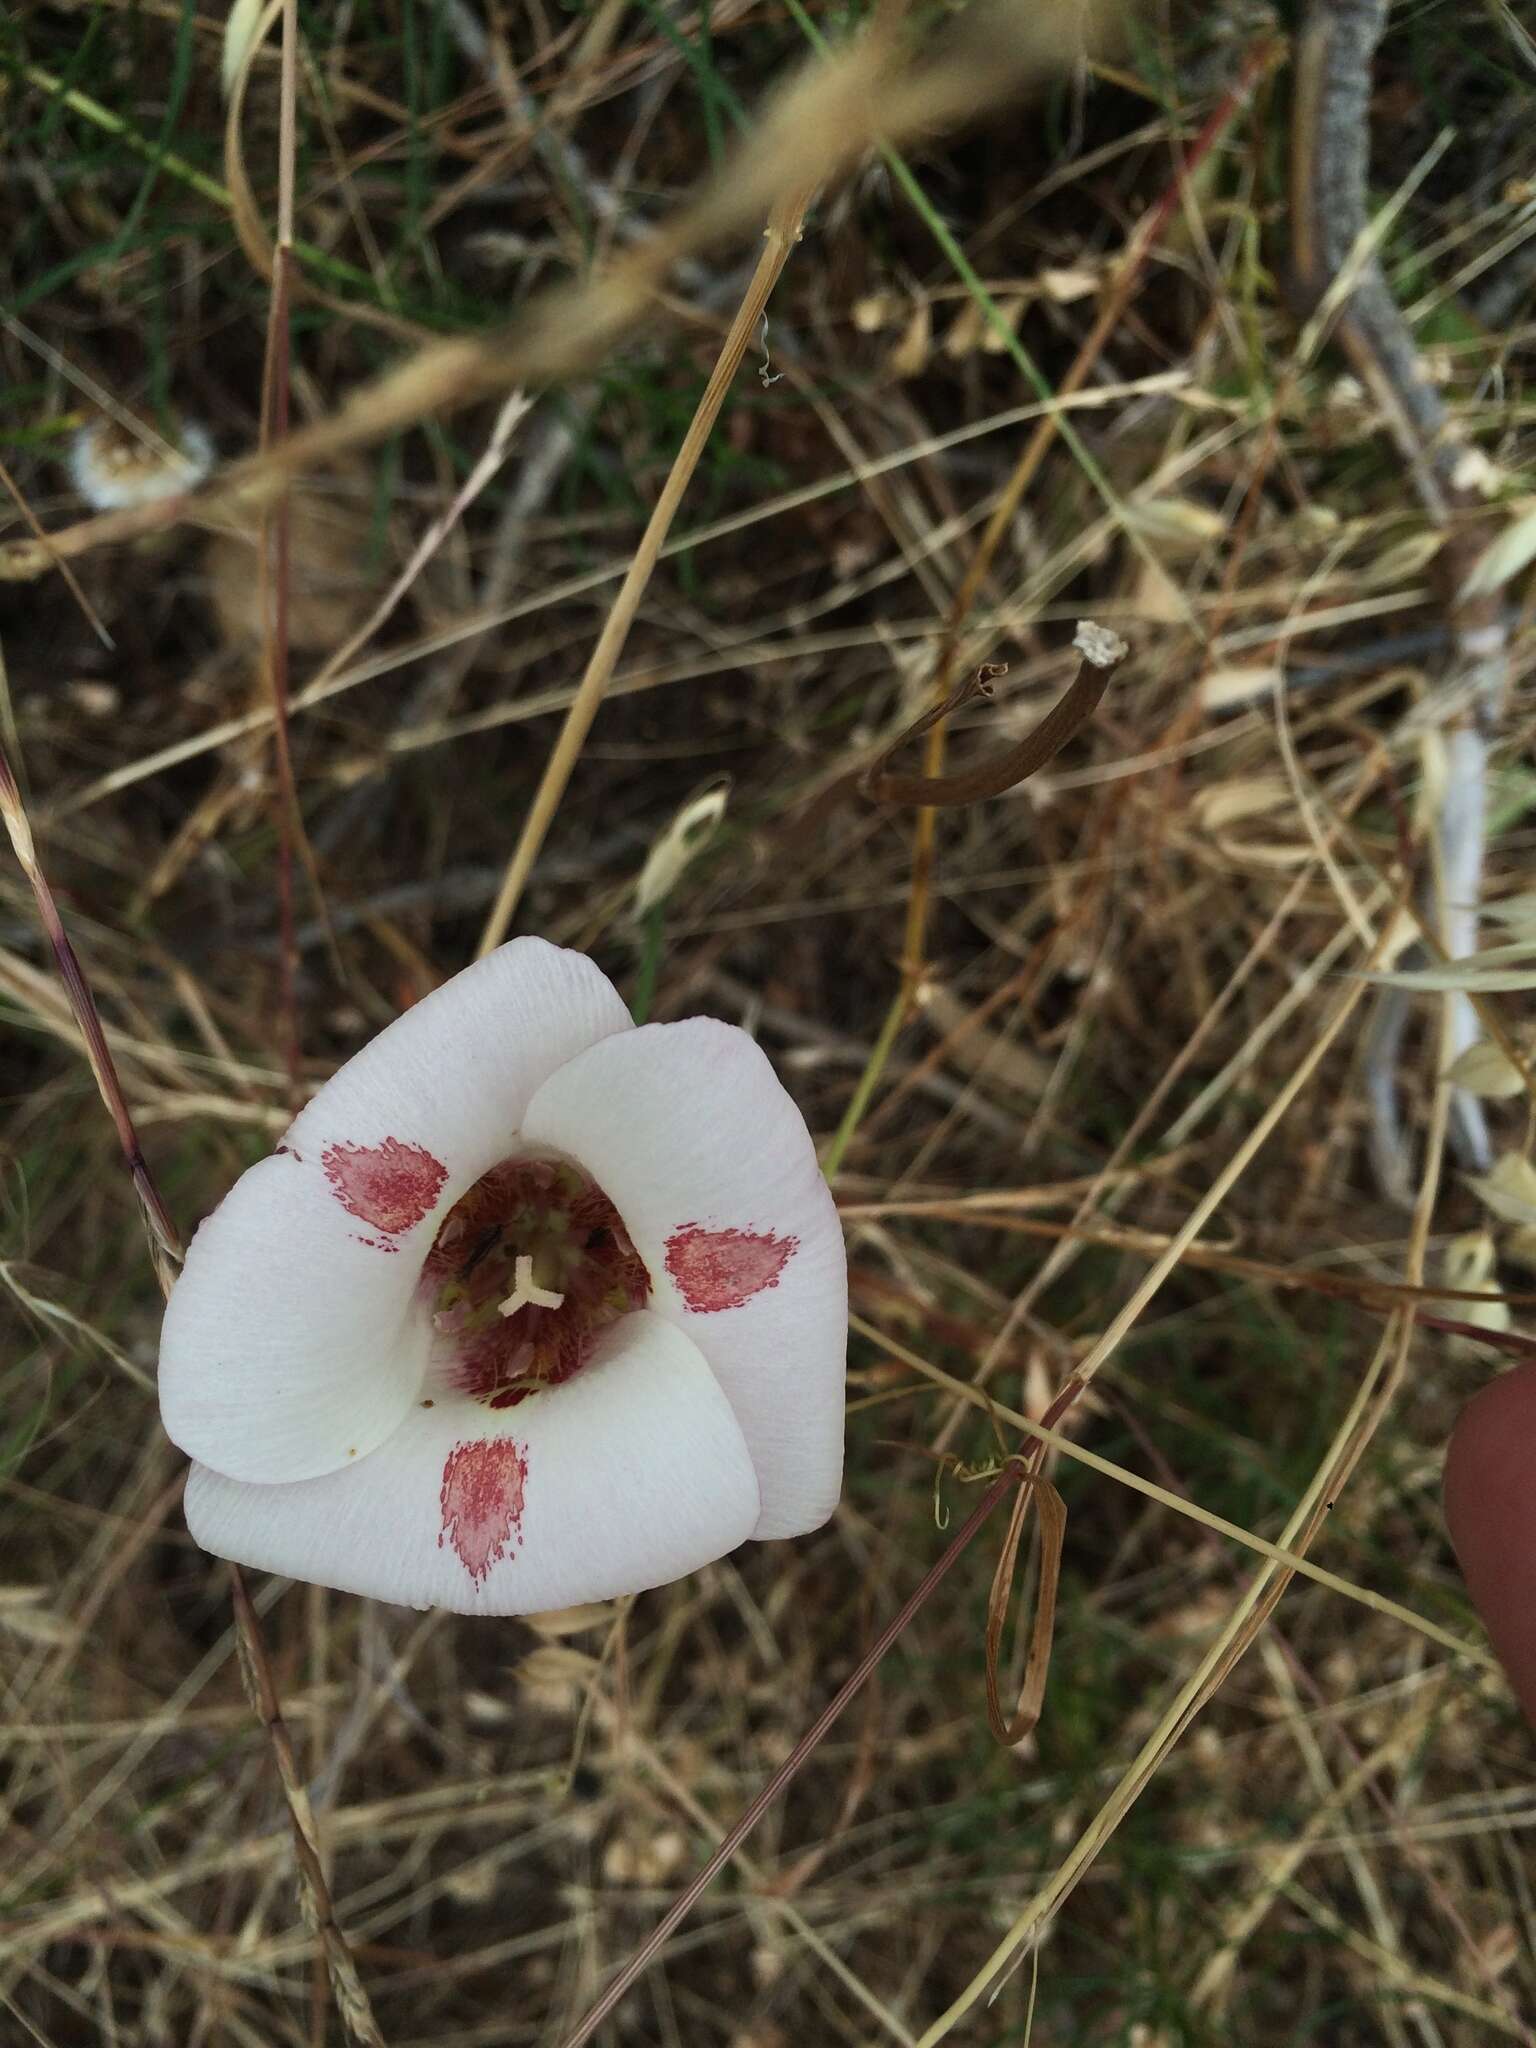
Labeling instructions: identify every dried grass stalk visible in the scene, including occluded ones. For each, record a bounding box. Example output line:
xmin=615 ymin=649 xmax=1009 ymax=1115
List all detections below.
xmin=0 ymin=0 xmax=1112 ymax=582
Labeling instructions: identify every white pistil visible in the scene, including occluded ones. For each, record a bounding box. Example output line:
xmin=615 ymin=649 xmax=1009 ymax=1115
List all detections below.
xmin=498 ymin=1254 xmax=565 ymax=1319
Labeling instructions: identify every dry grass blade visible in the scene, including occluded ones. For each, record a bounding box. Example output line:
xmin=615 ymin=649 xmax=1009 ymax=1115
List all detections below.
xmin=229 ymin=1571 xmax=386 ymax=2048
xmin=477 ymin=187 xmax=812 ymax=951
xmin=0 ymin=0 xmax=1109 ymax=581
xmin=7 ymin=1 xmax=1528 ymax=2035
xmin=913 ymin=853 xmax=1465 ymax=2042
xmin=0 ymin=731 xmax=385 ymax=2041
xmin=853 ymin=1320 xmax=1492 ymax=1667
xmin=984 ymin=1473 xmax=1064 ymax=1745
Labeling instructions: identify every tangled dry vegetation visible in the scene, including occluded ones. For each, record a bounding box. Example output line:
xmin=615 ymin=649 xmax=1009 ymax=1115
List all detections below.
xmin=2 ymin=0 xmax=1535 ymax=2042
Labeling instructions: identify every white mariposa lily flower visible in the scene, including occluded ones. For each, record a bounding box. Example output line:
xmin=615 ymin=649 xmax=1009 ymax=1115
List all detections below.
xmin=158 ymin=939 xmax=846 ymax=1613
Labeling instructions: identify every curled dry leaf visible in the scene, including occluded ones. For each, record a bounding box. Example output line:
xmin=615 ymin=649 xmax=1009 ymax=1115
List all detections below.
xmin=1363 ymin=531 xmax=1444 ymax=587
xmin=221 ymin=0 xmax=265 ymax=98
xmin=1467 ymin=1153 xmax=1536 ymax=1228
xmin=1444 ymin=1039 xmax=1526 ymax=1099
xmin=635 ymin=784 xmax=729 ymax=917
xmin=1125 ymin=496 xmax=1226 ymax=550
xmin=887 ymin=300 xmax=932 ymax=380
xmin=1201 ymin=666 xmax=1282 ymax=712
xmin=864 ymin=629 xmax=1125 ymax=809
xmin=1464 ymin=499 xmax=1536 ymax=597
xmin=1192 ymin=776 xmax=1294 ymax=834
xmin=1038 ymin=264 xmax=1099 ymax=303
xmin=1438 ymin=1232 xmax=1511 ymax=1361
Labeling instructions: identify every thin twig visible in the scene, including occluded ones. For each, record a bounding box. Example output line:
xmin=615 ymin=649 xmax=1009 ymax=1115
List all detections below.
xmin=229 ymin=1571 xmax=386 ymax=2048
xmin=256 ymin=0 xmax=302 ymax=1105
xmin=0 ymin=745 xmax=181 ymax=1283
xmin=0 ymin=455 xmax=113 ymax=649
xmin=477 ymin=188 xmax=813 ymax=952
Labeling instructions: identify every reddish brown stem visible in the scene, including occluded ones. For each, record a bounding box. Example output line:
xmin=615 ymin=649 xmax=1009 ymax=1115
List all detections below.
xmin=0 ymin=745 xmax=181 ymax=1274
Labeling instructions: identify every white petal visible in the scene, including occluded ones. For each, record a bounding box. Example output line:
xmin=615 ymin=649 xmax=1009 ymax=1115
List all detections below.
xmin=521 ymin=1020 xmax=845 ymax=1540
xmin=183 ymin=1312 xmax=759 ymax=1613
xmin=160 ymin=1154 xmax=431 ymax=1485
xmin=281 ymin=936 xmax=632 ymax=1187
xmin=160 ymin=939 xmax=631 ymax=1484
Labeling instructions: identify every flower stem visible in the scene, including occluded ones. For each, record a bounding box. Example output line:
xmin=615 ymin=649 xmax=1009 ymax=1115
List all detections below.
xmin=819 ymin=983 xmax=907 ymax=1181
xmin=630 ymin=903 xmax=666 ymax=1024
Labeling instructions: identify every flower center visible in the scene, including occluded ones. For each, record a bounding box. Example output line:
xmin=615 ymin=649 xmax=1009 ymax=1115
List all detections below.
xmin=421 ymin=1158 xmax=650 ymax=1408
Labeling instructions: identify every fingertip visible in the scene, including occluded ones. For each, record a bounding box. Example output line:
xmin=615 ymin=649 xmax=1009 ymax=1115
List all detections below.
xmin=1445 ymin=1363 xmax=1536 ymax=1729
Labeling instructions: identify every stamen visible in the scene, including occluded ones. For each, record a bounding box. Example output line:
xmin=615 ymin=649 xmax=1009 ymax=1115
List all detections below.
xmin=497 ymin=1253 xmax=566 ymax=1319
xmin=423 ymin=1156 xmax=650 ymax=1406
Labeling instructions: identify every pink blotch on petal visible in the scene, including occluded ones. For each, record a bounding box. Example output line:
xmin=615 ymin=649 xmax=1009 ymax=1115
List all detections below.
xmin=664 ymin=1223 xmax=799 ymax=1313
xmin=322 ymin=1137 xmax=448 ymax=1235
xmin=439 ymin=1438 xmax=529 ymax=1585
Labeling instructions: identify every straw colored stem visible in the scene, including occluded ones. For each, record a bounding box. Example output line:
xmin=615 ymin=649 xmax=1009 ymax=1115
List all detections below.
xmin=477 ymin=191 xmax=812 ymax=953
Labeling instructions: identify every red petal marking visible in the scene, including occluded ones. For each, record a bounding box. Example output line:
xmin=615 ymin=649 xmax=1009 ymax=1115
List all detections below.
xmin=322 ymin=1138 xmax=447 ymax=1235
xmin=664 ymin=1223 xmax=798 ymax=1313
xmin=439 ymin=1438 xmax=528 ymax=1586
